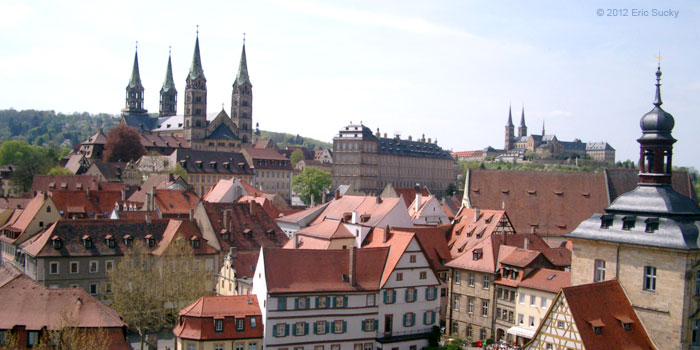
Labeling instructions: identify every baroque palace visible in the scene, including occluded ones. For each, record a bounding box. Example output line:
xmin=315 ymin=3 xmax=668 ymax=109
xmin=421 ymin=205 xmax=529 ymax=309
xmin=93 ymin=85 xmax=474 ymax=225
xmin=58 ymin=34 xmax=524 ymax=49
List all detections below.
xmin=120 ymin=31 xmax=258 ymax=152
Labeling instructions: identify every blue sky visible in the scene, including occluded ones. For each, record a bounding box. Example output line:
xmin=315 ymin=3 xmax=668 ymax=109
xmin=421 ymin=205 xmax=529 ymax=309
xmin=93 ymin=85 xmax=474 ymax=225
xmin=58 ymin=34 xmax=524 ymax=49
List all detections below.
xmin=1 ymin=0 xmax=699 ymax=168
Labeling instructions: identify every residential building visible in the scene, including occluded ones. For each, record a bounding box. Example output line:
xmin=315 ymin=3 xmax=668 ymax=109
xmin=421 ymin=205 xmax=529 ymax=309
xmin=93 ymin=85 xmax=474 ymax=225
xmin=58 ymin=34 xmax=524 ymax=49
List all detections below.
xmin=173 ymin=295 xmax=263 ymax=350
xmin=523 ymin=280 xmax=655 ymax=350
xmin=565 ymin=67 xmax=700 ymax=350
xmin=167 ymin=149 xmax=254 ymax=196
xmin=78 ymin=129 xmax=107 ymax=159
xmin=0 ymin=165 xmax=19 ymax=196
xmin=83 ymin=161 xmax=129 ymax=183
xmin=332 ymin=123 xmax=456 ymax=196
xmin=17 ymin=218 xmax=218 ymax=299
xmin=314 ymin=149 xmax=334 ymax=164
xmin=0 ymin=262 xmax=130 ymax=350
xmin=253 ymin=247 xmax=440 ymax=350
xmin=408 ymin=194 xmax=449 ymax=226
xmin=30 ymin=174 xmax=99 ymax=194
xmin=50 ymin=189 xmax=123 ymax=219
xmin=0 ymin=193 xmax=60 ymax=264
xmin=241 ymin=147 xmax=292 ymax=200
xmin=217 ymin=248 xmax=259 ymax=296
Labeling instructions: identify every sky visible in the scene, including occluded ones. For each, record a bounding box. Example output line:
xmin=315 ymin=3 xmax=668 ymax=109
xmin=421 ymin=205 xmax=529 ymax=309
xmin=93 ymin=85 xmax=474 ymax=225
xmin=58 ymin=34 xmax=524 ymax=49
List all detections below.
xmin=1 ymin=0 xmax=699 ymax=169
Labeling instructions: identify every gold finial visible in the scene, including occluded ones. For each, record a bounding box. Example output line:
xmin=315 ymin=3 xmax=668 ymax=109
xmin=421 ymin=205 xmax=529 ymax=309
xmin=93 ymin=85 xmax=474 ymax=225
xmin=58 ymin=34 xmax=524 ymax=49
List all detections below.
xmin=655 ymin=50 xmax=662 ymax=67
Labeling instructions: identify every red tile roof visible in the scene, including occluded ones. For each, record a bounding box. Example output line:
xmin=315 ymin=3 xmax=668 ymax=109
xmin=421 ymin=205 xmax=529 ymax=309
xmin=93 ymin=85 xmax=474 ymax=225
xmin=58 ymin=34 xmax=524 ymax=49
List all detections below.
xmin=0 ymin=197 xmax=31 ymax=210
xmin=174 ymin=295 xmax=263 ymax=341
xmin=499 ymin=249 xmax=541 ymax=268
xmin=155 ymin=189 xmax=199 ymax=216
xmin=394 ymin=187 xmax=431 ymax=208
xmin=202 ymin=202 xmax=288 ymax=252
xmin=517 ymin=268 xmax=570 ymax=293
xmin=297 ymin=220 xmax=354 ymax=240
xmin=310 ymin=195 xmax=405 ymax=227
xmin=447 ymin=207 xmax=511 ymax=258
xmin=152 ymin=219 xmax=218 ymax=256
xmin=230 ymin=251 xmax=260 ymax=279
xmin=0 ymin=193 xmax=50 ymax=243
xmin=238 ymin=195 xmax=281 ymax=219
xmin=262 ymin=247 xmax=389 ymax=293
xmin=557 ymin=280 xmax=656 ymax=350
xmin=363 ymin=228 xmax=420 ymax=286
xmin=31 ymin=175 xmax=99 ymax=194
xmin=51 ymin=190 xmax=122 ymax=217
xmin=128 ymin=174 xmax=174 ymax=204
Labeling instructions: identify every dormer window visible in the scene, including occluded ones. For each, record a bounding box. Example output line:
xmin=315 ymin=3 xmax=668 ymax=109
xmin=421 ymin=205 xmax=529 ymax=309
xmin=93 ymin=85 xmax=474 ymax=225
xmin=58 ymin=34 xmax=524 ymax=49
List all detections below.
xmin=191 ymin=237 xmax=200 ymax=249
xmin=593 ymin=326 xmax=602 ymax=335
xmin=645 ymin=217 xmax=659 ymax=233
xmin=214 ymin=318 xmax=223 ymax=333
xmin=600 ymin=214 xmax=614 ymax=229
xmin=266 ymin=229 xmax=275 ymax=239
xmin=473 ymin=249 xmax=483 ymax=261
xmin=622 ymin=216 xmax=636 ymax=230
xmin=82 ymin=235 xmax=92 ymax=248
xmin=52 ymin=236 xmax=62 ymax=249
xmin=123 ymin=235 xmax=133 ymax=247
xmin=589 ymin=319 xmax=605 ymax=335
xmin=106 ymin=235 xmax=115 ymax=248
xmin=145 ymin=234 xmax=155 ymax=247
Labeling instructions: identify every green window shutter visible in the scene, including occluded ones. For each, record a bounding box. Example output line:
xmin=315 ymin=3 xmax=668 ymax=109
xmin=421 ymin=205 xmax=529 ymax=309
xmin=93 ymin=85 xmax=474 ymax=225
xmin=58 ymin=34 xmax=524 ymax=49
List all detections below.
xmin=305 ymin=297 xmax=310 ymax=309
xmin=403 ymin=314 xmax=408 ymax=327
xmin=315 ymin=297 xmax=319 ymax=308
xmin=425 ymin=287 xmax=430 ymax=300
xmin=383 ymin=291 xmax=388 ymax=304
xmin=433 ymin=287 xmax=438 ymax=299
xmin=342 ymin=321 xmax=347 ymax=333
xmin=361 ymin=320 xmax=366 ymax=332
xmin=392 ymin=290 xmax=396 ymax=303
xmin=285 ymin=324 xmax=290 ymax=336
xmin=294 ymin=298 xmax=299 ymax=309
xmin=413 ymin=288 xmax=418 ymax=301
xmin=273 ymin=324 xmax=278 ymax=336
xmin=304 ymin=322 xmax=309 ymax=335
xmin=431 ymin=311 xmax=436 ymax=324
xmin=343 ymin=296 xmax=348 ymax=307
xmin=313 ymin=322 xmax=318 ymax=335
xmin=404 ymin=288 xmax=409 ymax=302
xmin=374 ymin=319 xmax=379 ymax=330
xmin=423 ymin=312 xmax=428 ymax=325
xmin=292 ymin=324 xmax=297 ymax=336
xmin=332 ymin=296 xmax=337 ymax=308
xmin=326 ymin=321 xmax=330 ymax=334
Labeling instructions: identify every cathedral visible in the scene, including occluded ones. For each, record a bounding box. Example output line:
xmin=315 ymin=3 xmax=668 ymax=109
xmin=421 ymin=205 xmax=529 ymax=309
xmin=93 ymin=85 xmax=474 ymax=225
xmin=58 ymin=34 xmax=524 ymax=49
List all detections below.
xmin=120 ymin=32 xmax=260 ymax=152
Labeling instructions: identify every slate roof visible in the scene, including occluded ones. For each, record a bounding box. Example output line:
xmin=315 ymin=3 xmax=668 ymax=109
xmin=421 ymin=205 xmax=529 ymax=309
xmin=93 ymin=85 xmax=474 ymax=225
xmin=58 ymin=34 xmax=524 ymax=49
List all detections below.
xmin=208 ymin=122 xmax=239 ymax=140
xmin=557 ymin=280 xmax=656 ymax=350
xmin=377 ymin=137 xmax=453 ymax=159
xmin=559 ymin=140 xmax=586 ymax=151
xmin=605 ymin=168 xmax=697 ymax=204
xmin=174 ymin=295 xmax=262 ymax=341
xmin=31 ymin=175 xmax=99 ymax=194
xmin=175 ymin=149 xmax=253 ymax=176
xmin=586 ymin=141 xmax=615 ymax=151
xmin=261 ymin=247 xmax=389 ymax=293
xmin=235 ymin=44 xmax=251 ymax=85
xmin=202 ymin=202 xmax=288 ymax=252
xmin=90 ymin=162 xmax=125 ymax=182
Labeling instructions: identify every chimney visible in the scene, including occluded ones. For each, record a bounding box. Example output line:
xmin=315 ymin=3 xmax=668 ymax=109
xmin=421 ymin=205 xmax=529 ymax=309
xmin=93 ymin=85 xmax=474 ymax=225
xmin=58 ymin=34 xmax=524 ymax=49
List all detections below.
xmin=121 ymin=188 xmax=126 ymax=201
xmin=145 ymin=192 xmax=152 ymax=211
xmin=376 ymin=128 xmax=381 ymax=137
xmin=414 ymin=187 xmax=422 ymax=213
xmin=376 ymin=196 xmax=382 ymax=204
xmin=189 ymin=208 xmax=194 ymax=221
xmin=223 ymin=211 xmax=230 ymax=231
xmin=530 ymin=226 xmax=536 ymax=234
xmin=349 ymin=247 xmax=356 ymax=286
xmin=292 ymin=233 xmax=298 ymax=249
xmin=86 ymin=187 xmax=90 ymax=198
xmin=428 ymin=138 xmax=431 ymax=143
xmin=351 ymin=211 xmax=358 ymax=224
xmin=408 ymin=135 xmax=412 ymax=141
xmin=383 ymin=132 xmax=387 ymax=138
xmin=145 ymin=213 xmax=151 ymax=224
xmin=334 ymin=189 xmax=340 ymax=200
xmin=383 ymin=225 xmax=390 ymax=243
xmin=150 ymin=186 xmax=156 ymax=212
xmin=524 ymin=237 xmax=529 ymax=250
xmin=230 ymin=247 xmax=238 ymax=259
xmin=249 ymin=200 xmax=254 ymax=215
xmin=474 ymin=207 xmax=480 ymax=222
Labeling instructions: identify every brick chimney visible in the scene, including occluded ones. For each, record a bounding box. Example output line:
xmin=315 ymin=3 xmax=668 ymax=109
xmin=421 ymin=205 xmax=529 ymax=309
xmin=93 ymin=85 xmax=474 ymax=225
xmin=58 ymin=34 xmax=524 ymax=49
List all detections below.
xmin=334 ymin=189 xmax=340 ymax=200
xmin=292 ymin=233 xmax=298 ymax=249
xmin=189 ymin=208 xmax=194 ymax=221
xmin=383 ymin=225 xmax=390 ymax=243
xmin=474 ymin=207 xmax=481 ymax=222
xmin=349 ymin=247 xmax=356 ymax=286
xmin=121 ymin=188 xmax=126 ymax=201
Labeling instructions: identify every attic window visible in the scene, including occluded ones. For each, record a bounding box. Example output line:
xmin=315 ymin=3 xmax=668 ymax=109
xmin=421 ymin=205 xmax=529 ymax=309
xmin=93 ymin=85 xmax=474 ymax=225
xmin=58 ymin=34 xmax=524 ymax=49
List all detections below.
xmin=501 ymin=189 xmax=509 ymax=194
xmin=266 ymin=229 xmax=275 ymax=238
xmin=622 ymin=216 xmax=636 ymax=230
xmin=210 ymin=161 xmax=217 ymax=169
xmin=600 ymin=214 xmax=614 ymax=229
xmin=615 ymin=315 xmax=634 ymax=331
xmin=191 ymin=236 xmax=200 ymax=249
xmin=527 ymin=190 xmax=536 ymax=195
xmin=105 ymin=235 xmax=115 ymax=248
xmin=52 ymin=236 xmax=62 ymax=249
xmin=195 ymin=161 xmax=203 ymax=168
xmin=581 ymin=192 xmax=590 ymax=197
xmin=644 ymin=218 xmax=659 ymax=233
xmin=220 ymin=229 xmax=229 ymax=240
xmin=360 ymin=214 xmax=371 ymax=223
xmin=553 ymin=191 xmax=563 ymax=196
xmin=145 ymin=234 xmax=155 ymax=247
xmin=589 ymin=319 xmax=605 ymax=335
xmin=223 ymin=162 xmax=230 ymax=169
xmin=82 ymin=235 xmax=92 ymax=248
xmin=123 ymin=235 xmax=133 ymax=247
xmin=243 ymin=228 xmax=252 ymax=236
xmin=593 ymin=326 xmax=602 ymax=335
xmin=472 ymin=249 xmax=483 ymax=261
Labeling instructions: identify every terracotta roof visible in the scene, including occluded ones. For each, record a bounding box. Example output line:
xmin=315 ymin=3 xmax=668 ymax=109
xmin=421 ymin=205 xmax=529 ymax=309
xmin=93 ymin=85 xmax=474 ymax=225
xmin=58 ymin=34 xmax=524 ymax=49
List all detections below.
xmin=230 ymin=251 xmax=260 ymax=279
xmin=363 ymin=228 xmax=419 ymax=286
xmin=0 ymin=261 xmax=23 ymax=288
xmin=282 ymin=235 xmax=332 ymax=249
xmin=0 ymin=197 xmax=31 ymax=210
xmin=151 ymin=219 xmax=218 ymax=256
xmin=174 ymin=296 xmax=263 ymax=341
xmin=21 ymin=219 xmax=171 ymax=258
xmin=447 ymin=207 xmax=510 ymax=258
xmin=539 ymin=247 xmax=572 ymax=267
xmin=31 ymin=175 xmax=99 ymax=194
xmin=112 ymin=210 xmax=156 ymax=220
xmin=296 ymin=220 xmax=355 ymax=240
xmin=558 ymin=280 xmax=656 ymax=350
xmin=445 ymin=234 xmax=499 ymax=273
xmin=262 ymin=247 xmax=389 ymax=293
xmin=517 ymin=268 xmax=570 ymax=293
xmin=408 ymin=227 xmax=451 ymax=271
xmin=128 ymin=174 xmax=174 ymax=204
xmin=1 ymin=193 xmax=48 ymax=240
xmin=393 ymin=187 xmax=431 ymax=208
xmin=202 ymin=202 xmax=288 ymax=252
xmin=204 ymin=178 xmax=241 ymax=203
xmin=499 ymin=249 xmax=541 ymax=268
xmin=408 ymin=195 xmax=434 ymax=218
xmin=140 ymin=134 xmax=190 ymax=150
xmin=277 ymin=203 xmax=328 ymax=224
xmin=453 ymin=150 xmax=483 ymax=158
xmin=51 ymin=190 xmax=122 ymax=217
xmin=0 ymin=271 xmax=128 ymax=350
xmin=238 ymin=195 xmax=281 ymax=219
xmin=310 ymin=195 xmax=405 ymax=227
xmin=155 ymin=189 xmax=199 ymax=216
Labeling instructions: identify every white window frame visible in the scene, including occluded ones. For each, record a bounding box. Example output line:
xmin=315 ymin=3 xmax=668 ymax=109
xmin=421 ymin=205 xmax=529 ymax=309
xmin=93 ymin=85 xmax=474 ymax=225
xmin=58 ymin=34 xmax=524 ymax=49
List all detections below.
xmin=105 ymin=260 xmax=114 ymax=272
xmin=89 ymin=260 xmax=98 ymax=273
xmin=643 ymin=266 xmax=657 ymax=291
xmin=481 ymin=300 xmax=488 ymax=317
xmin=594 ymin=259 xmax=606 ymax=282
xmin=70 ymin=261 xmax=79 ymax=274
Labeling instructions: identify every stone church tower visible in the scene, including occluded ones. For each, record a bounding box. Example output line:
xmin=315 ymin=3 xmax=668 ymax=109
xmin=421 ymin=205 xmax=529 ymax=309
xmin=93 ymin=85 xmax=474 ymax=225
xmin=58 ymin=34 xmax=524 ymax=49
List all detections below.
xmin=231 ymin=41 xmax=253 ymax=145
xmin=184 ymin=31 xmax=207 ymax=142
xmin=566 ymin=66 xmax=700 ymax=350
xmin=122 ymin=48 xmax=147 ymax=114
xmin=518 ymin=107 xmax=527 ymax=137
xmin=159 ymin=50 xmax=177 ymax=117
xmin=505 ymin=106 xmax=514 ymax=150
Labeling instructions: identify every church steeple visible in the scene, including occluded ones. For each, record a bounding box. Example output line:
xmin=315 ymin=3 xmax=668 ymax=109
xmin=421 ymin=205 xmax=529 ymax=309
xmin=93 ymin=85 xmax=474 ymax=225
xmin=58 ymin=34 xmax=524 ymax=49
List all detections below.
xmin=123 ymin=44 xmax=147 ymax=114
xmin=518 ymin=106 xmax=527 ymax=137
xmin=184 ymin=27 xmax=208 ymax=143
xmin=159 ymin=48 xmax=177 ymax=117
xmin=231 ymin=36 xmax=253 ymax=145
xmin=637 ymin=65 xmax=676 ymax=185
xmin=505 ymin=105 xmax=515 ymax=150
xmin=542 ymin=120 xmax=545 ymax=136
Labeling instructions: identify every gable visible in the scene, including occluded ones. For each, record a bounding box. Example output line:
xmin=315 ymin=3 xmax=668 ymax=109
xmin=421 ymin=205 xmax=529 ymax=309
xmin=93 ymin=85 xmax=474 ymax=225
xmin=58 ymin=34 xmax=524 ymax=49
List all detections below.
xmin=525 ymin=292 xmax=582 ymax=350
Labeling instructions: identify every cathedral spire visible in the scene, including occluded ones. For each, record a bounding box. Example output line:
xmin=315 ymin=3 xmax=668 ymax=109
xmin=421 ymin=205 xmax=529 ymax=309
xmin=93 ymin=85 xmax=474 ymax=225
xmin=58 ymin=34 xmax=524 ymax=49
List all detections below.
xmin=519 ymin=106 xmax=526 ymax=127
xmin=542 ymin=120 xmax=545 ymax=136
xmin=189 ymin=27 xmax=205 ymax=81
xmin=506 ymin=104 xmax=513 ymax=126
xmin=236 ymin=36 xmax=251 ymax=85
xmin=162 ymin=49 xmax=176 ymax=93
xmin=128 ymin=44 xmax=143 ymax=89
xmin=159 ymin=47 xmax=177 ymax=117
xmin=518 ymin=106 xmax=527 ymax=137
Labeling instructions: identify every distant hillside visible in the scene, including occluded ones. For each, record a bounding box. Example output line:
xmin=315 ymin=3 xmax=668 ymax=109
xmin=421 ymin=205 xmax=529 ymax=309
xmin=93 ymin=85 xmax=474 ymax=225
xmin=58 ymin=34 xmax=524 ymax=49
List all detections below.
xmin=0 ymin=109 xmax=119 ymax=149
xmin=259 ymin=130 xmax=332 ymax=151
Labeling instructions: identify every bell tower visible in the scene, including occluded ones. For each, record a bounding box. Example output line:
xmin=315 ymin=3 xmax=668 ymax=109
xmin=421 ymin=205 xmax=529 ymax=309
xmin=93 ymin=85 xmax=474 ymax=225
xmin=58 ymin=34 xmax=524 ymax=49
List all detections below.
xmin=504 ymin=105 xmax=514 ymax=150
xmin=184 ymin=28 xmax=207 ymax=142
xmin=122 ymin=44 xmax=147 ymax=114
xmin=159 ymin=47 xmax=177 ymax=118
xmin=518 ymin=106 xmax=527 ymax=137
xmin=231 ymin=37 xmax=253 ymax=145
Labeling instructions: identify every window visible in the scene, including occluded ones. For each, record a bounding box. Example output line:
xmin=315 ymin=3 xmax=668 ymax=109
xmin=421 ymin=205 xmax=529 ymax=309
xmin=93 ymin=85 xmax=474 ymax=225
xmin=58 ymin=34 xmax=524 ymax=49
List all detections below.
xmin=50 ymin=262 xmax=59 ymax=274
xmin=89 ymin=283 xmax=98 ymax=295
xmin=215 ymin=319 xmax=223 ymax=333
xmin=315 ymin=346 xmax=324 ymax=350
xmin=363 ymin=319 xmax=376 ymax=331
xmin=453 ymin=295 xmax=460 ymax=311
xmin=466 ymin=325 xmax=472 ymax=338
xmin=89 ymin=261 xmax=98 ymax=273
xmin=331 ymin=345 xmax=341 ymax=350
xmin=546 ymin=344 xmax=553 ymax=350
xmin=541 ymin=297 xmax=548 ymax=309
xmin=354 ymin=345 xmax=362 ymax=350
xmin=248 ymin=342 xmax=257 ymax=350
xmin=480 ymin=328 xmax=487 ymax=340
xmin=481 ymin=300 xmax=488 ymax=317
xmin=410 ymin=255 xmax=416 ymax=263
xmin=70 ymin=261 xmax=78 ymax=274
xmin=454 ymin=271 xmax=461 ymax=284
xmin=317 ymin=296 xmax=328 ymax=308
xmin=296 ymin=297 xmax=308 ymax=309
xmin=467 ymin=298 xmax=474 ymax=313
xmin=696 ymin=270 xmax=700 ymax=296
xmin=594 ymin=259 xmax=606 ymax=282
xmin=384 ymin=290 xmax=396 ymax=304
xmin=335 ymin=296 xmax=346 ymax=307
xmin=530 ymin=295 xmax=536 ymax=306
xmin=420 ymin=271 xmax=427 ymax=279
xmin=405 ymin=288 xmax=417 ymax=302
xmin=364 ymin=343 xmax=373 ymax=350
xmin=294 ymin=322 xmax=306 ymax=336
xmin=518 ymin=314 xmax=524 ymax=325
xmin=403 ymin=312 xmax=415 ymax=327
xmin=557 ymin=320 xmax=565 ymax=329
xmin=250 ymin=317 xmax=257 ymax=328
xmin=215 ymin=345 xmax=224 ymax=350
xmin=188 ymin=345 xmax=195 ymax=350
xmin=519 ymin=293 xmax=525 ymax=304
xmin=278 ymin=298 xmax=287 ymax=310
xmin=367 ymin=294 xmax=376 ymax=306
xmin=643 ymin=266 xmax=657 ymax=291
xmin=396 ymin=272 xmax=403 ymax=281
xmin=274 ymin=323 xmax=287 ymax=337
xmin=529 ymin=316 xmax=535 ymax=327
xmin=105 ymin=282 xmax=112 ymax=294
xmin=333 ymin=320 xmax=345 ymax=334
xmin=315 ymin=321 xmax=326 ymax=334
xmin=105 ymin=260 xmax=113 ymax=272
xmin=236 ymin=344 xmax=244 ymax=350
xmin=426 ymin=287 xmax=437 ymax=300
xmin=693 ymin=319 xmax=700 ymax=345
xmin=468 ymin=273 xmax=475 ymax=286
xmin=236 ymin=318 xmax=245 ymax=331
xmin=28 ymin=331 xmax=39 ymax=347
xmin=483 ymin=275 xmax=490 ymax=289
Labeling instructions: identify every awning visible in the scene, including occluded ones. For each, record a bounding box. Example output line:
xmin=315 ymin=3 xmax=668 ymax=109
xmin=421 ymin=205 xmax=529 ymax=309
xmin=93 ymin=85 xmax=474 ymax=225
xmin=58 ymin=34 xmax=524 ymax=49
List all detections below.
xmin=507 ymin=326 xmax=535 ymax=339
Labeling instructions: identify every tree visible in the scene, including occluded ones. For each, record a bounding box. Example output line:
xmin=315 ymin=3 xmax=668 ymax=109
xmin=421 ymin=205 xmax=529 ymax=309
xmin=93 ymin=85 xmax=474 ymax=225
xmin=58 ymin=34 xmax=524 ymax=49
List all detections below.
xmin=35 ymin=309 xmax=111 ymax=350
xmin=108 ymin=238 xmax=211 ymax=350
xmin=289 ymin=149 xmax=305 ymax=167
xmin=103 ymin=124 xmax=145 ymax=162
xmin=48 ymin=166 xmax=72 ymax=175
xmin=0 ymin=140 xmax=57 ymax=193
xmin=292 ymin=167 xmax=332 ymax=206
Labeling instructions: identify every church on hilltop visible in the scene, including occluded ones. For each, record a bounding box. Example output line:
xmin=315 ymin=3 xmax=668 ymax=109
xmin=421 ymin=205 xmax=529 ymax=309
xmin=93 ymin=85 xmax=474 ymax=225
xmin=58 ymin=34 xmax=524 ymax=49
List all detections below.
xmin=119 ymin=31 xmax=260 ymax=152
